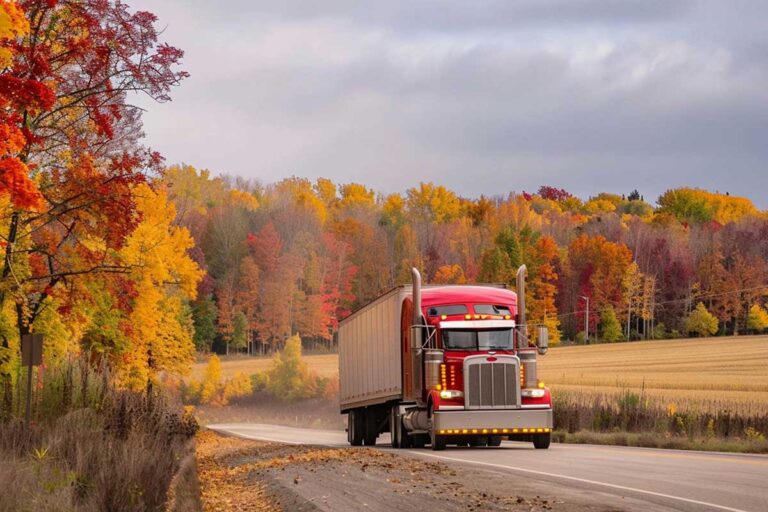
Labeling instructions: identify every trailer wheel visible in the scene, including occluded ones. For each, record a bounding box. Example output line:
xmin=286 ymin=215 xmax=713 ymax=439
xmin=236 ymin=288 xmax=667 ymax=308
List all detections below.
xmin=533 ymin=433 xmax=551 ymax=449
xmin=488 ymin=435 xmax=502 ymax=447
xmin=348 ymin=410 xmax=364 ymax=446
xmin=363 ymin=412 xmax=377 ymax=446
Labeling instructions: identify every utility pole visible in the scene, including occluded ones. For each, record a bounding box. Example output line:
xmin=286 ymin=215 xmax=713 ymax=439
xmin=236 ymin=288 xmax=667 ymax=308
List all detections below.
xmin=580 ymin=296 xmax=589 ymax=344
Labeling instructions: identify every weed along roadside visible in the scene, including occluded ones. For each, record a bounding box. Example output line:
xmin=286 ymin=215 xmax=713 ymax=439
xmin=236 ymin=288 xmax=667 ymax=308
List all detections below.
xmin=0 ymin=359 xmax=198 ymax=511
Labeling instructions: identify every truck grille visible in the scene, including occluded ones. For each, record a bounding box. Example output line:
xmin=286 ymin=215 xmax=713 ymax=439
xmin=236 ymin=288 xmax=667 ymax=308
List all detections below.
xmin=464 ymin=357 xmax=521 ymax=409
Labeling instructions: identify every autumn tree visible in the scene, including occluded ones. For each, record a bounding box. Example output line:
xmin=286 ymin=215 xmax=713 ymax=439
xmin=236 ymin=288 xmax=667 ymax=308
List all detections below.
xmin=0 ymin=0 xmax=187 ymax=348
xmin=527 ymin=236 xmax=561 ymax=343
xmin=685 ymin=303 xmax=719 ymax=337
xmin=433 ymin=264 xmax=467 ymax=284
xmin=567 ymin=234 xmax=633 ymax=335
xmin=118 ymin=184 xmax=202 ymax=389
xmin=747 ymin=304 xmax=768 ymax=333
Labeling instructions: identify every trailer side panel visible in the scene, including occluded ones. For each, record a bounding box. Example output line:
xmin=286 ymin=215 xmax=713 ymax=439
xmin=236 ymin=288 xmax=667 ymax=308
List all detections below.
xmin=339 ymin=287 xmax=406 ymax=411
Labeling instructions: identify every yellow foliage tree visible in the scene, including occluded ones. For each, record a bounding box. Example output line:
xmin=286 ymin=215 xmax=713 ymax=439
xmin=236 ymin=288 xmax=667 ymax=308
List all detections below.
xmin=433 ymin=264 xmax=466 ymax=284
xmin=747 ymin=304 xmax=768 ymax=332
xmin=119 ymin=183 xmax=203 ymax=389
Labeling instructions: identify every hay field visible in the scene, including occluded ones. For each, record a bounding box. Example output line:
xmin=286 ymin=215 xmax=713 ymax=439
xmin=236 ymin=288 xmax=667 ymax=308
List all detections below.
xmin=539 ymin=335 xmax=768 ymax=413
xmin=193 ymin=336 xmax=768 ymax=412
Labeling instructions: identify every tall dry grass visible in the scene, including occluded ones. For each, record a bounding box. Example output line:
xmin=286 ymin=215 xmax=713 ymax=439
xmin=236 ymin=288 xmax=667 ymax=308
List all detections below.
xmin=553 ymin=389 xmax=768 ymax=451
xmin=0 ymin=359 xmax=198 ymax=512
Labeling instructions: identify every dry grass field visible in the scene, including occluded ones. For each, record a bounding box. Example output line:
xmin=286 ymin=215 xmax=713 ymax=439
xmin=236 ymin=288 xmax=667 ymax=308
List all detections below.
xmin=195 ymin=335 xmax=768 ymax=413
xmin=539 ymin=335 xmax=768 ymax=414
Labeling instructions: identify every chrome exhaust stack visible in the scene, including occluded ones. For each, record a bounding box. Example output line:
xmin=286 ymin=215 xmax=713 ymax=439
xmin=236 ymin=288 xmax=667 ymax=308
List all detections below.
xmin=411 ymin=268 xmax=425 ymax=402
xmin=516 ymin=265 xmax=527 ymax=349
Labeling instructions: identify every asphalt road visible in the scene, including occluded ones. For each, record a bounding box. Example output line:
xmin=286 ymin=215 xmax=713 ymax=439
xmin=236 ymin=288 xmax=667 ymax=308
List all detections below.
xmin=208 ymin=423 xmax=768 ymax=512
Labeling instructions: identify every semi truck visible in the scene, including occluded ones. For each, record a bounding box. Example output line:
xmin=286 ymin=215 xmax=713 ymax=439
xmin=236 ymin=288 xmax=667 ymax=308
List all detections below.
xmin=338 ymin=265 xmax=552 ymax=451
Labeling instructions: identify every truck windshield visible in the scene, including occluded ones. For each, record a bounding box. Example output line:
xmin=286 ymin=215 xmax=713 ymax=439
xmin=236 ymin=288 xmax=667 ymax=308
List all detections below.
xmin=442 ymin=329 xmax=513 ymax=351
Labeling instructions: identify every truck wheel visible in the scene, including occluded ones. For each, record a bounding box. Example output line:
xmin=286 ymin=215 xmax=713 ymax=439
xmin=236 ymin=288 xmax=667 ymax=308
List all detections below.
xmin=431 ymin=434 xmax=447 ymax=451
xmin=469 ymin=436 xmax=487 ymax=447
xmin=533 ymin=433 xmax=551 ymax=449
xmin=363 ymin=411 xmax=377 ymax=446
xmin=389 ymin=406 xmax=401 ymax=448
xmin=348 ymin=410 xmax=364 ymax=446
xmin=488 ymin=435 xmax=502 ymax=447
xmin=411 ymin=434 xmax=426 ymax=448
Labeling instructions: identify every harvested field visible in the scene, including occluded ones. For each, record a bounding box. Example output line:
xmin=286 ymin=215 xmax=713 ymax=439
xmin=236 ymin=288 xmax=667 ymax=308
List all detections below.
xmin=199 ymin=336 xmax=768 ymax=413
xmin=538 ymin=335 xmax=768 ymax=393
xmin=539 ymin=335 xmax=768 ymax=414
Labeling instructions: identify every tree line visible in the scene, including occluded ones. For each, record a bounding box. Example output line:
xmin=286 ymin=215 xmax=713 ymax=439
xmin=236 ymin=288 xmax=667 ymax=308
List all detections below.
xmin=166 ymin=170 xmax=768 ymax=353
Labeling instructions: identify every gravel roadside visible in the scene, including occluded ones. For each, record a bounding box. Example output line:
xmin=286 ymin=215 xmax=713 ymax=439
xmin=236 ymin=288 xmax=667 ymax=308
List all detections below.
xmin=196 ymin=431 xmax=665 ymax=512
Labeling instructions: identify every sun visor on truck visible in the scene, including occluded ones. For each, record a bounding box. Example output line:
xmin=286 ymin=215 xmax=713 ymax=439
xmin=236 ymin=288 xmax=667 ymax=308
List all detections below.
xmin=439 ymin=320 xmax=516 ymax=329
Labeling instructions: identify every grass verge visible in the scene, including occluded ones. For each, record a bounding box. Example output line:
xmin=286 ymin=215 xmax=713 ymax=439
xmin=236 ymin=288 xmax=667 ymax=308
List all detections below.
xmin=553 ymin=430 xmax=768 ymax=454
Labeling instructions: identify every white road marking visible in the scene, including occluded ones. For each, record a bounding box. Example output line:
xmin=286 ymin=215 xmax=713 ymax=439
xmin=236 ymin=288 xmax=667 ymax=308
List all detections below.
xmin=409 ymin=451 xmax=750 ymax=512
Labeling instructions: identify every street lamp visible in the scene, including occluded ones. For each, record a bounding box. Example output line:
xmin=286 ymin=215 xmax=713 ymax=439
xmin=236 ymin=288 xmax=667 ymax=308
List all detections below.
xmin=580 ymin=296 xmax=589 ymax=345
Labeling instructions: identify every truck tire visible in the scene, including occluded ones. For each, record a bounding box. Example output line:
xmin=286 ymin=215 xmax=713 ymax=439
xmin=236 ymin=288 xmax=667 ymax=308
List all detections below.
xmin=390 ymin=405 xmax=401 ymax=448
xmin=363 ymin=411 xmax=377 ymax=446
xmin=429 ymin=403 xmax=446 ymax=451
xmin=469 ymin=436 xmax=487 ymax=447
xmin=533 ymin=433 xmax=551 ymax=449
xmin=431 ymin=434 xmax=446 ymax=451
xmin=410 ymin=434 xmax=426 ymax=448
xmin=488 ymin=435 xmax=502 ymax=447
xmin=348 ymin=410 xmax=364 ymax=446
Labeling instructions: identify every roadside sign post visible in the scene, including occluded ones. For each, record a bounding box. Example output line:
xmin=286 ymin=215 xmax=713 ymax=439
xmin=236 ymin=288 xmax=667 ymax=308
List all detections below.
xmin=21 ymin=333 xmax=43 ymax=430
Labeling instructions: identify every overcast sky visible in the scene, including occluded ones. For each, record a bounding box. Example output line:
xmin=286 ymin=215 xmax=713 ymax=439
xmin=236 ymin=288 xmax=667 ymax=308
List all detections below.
xmin=130 ymin=0 xmax=768 ymax=207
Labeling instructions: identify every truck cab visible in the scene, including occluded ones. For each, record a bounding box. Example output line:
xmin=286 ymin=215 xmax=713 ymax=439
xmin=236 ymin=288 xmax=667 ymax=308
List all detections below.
xmin=409 ymin=283 xmax=552 ymax=450
xmin=339 ymin=265 xmax=553 ymax=451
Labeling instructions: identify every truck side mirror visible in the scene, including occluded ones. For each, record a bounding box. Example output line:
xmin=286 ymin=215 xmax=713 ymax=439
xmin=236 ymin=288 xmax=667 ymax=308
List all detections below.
xmin=537 ymin=326 xmax=549 ymax=355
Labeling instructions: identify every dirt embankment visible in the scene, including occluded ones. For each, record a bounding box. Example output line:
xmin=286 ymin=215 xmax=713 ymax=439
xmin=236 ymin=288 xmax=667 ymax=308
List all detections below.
xmin=196 ymin=431 xmax=629 ymax=512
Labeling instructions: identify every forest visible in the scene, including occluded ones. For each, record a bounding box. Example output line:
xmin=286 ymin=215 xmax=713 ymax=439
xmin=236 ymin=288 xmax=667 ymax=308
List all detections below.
xmin=2 ymin=0 xmax=768 ymax=396
xmin=167 ymin=169 xmax=768 ymax=355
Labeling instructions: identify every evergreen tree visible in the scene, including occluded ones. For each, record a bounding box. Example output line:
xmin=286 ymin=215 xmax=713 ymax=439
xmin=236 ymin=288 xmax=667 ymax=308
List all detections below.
xmin=192 ymin=295 xmax=218 ymax=351
xmin=599 ymin=306 xmax=623 ymax=342
xmin=231 ymin=311 xmax=248 ymax=351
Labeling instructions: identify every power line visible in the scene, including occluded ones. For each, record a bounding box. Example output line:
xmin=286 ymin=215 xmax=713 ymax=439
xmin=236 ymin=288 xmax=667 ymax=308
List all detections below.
xmin=546 ymin=283 xmax=768 ymax=322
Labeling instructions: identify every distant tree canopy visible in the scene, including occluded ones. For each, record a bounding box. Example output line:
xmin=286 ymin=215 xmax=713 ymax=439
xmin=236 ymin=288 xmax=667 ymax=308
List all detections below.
xmin=162 ymin=169 xmax=768 ymax=351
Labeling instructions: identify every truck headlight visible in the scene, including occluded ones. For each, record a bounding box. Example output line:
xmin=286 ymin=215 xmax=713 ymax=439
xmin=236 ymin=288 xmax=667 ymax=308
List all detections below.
xmin=521 ymin=389 xmax=546 ymax=398
xmin=439 ymin=390 xmax=464 ymax=399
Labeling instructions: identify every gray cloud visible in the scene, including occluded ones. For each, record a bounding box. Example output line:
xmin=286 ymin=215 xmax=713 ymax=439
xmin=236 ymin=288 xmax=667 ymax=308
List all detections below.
xmin=130 ymin=0 xmax=768 ymax=206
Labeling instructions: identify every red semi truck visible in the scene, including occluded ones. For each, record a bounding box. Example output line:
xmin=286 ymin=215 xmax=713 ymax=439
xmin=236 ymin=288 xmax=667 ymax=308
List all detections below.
xmin=338 ymin=265 xmax=552 ymax=451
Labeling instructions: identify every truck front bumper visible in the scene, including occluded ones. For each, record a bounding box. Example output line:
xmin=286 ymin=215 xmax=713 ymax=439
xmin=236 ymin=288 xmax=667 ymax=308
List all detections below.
xmin=433 ymin=408 xmax=553 ymax=434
